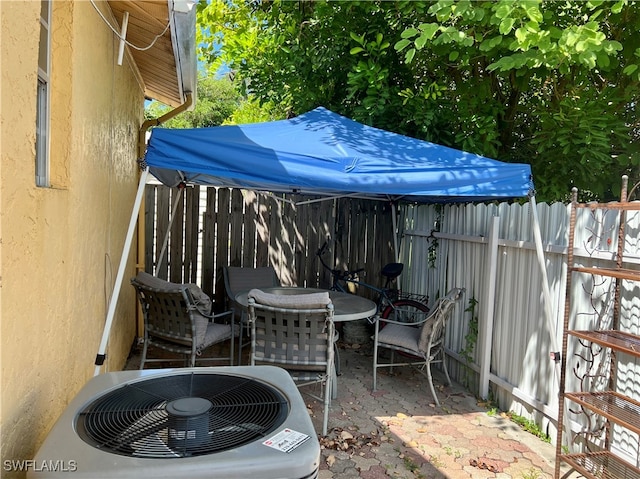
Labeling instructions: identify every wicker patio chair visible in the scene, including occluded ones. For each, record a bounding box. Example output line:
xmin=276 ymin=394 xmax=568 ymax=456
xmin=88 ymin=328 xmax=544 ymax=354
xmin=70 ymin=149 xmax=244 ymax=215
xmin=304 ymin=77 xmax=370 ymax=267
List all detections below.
xmin=223 ymin=266 xmax=280 ymax=364
xmin=372 ymin=287 xmax=464 ymax=406
xmin=132 ymin=271 xmax=235 ymax=369
xmin=247 ymin=288 xmax=336 ymax=435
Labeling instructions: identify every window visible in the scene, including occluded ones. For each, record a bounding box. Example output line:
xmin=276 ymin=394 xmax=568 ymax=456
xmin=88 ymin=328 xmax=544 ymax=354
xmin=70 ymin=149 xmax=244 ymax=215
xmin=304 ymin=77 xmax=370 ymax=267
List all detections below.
xmin=36 ymin=0 xmax=51 ymax=187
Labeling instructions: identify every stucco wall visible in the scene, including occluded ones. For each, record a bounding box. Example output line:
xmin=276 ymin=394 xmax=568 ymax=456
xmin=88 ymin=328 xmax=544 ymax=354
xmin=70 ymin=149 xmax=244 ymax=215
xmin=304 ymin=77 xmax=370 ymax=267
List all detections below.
xmin=1 ymin=1 xmax=143 ymax=473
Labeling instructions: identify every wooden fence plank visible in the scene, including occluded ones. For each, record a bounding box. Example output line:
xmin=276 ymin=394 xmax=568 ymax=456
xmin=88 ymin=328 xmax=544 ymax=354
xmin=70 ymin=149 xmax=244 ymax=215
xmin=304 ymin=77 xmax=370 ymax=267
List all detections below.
xmin=143 ymin=186 xmax=155 ymax=273
xmin=214 ymin=188 xmax=231 ymax=302
xmin=320 ymin=199 xmax=335 ymax=288
xmin=202 ymin=188 xmax=216 ymax=298
xmin=183 ymin=185 xmax=199 ymax=284
xmin=243 ymin=190 xmax=257 ymax=267
xmin=256 ymin=194 xmax=270 ymax=268
xmin=295 ymin=199 xmax=310 ymax=287
xmin=334 ymin=198 xmax=349 ymax=275
xmin=280 ymin=199 xmax=296 ymax=286
xmin=268 ymin=195 xmax=282 ymax=275
xmin=169 ymin=188 xmax=185 ymax=283
xmin=155 ymin=187 xmax=170 ymax=280
xmin=229 ymin=189 xmax=244 ymax=267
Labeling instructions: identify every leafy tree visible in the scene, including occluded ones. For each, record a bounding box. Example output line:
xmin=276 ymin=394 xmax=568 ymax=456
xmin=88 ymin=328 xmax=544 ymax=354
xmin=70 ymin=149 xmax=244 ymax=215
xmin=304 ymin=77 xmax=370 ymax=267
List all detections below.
xmin=224 ymin=97 xmax=287 ymax=125
xmin=197 ymin=0 xmax=640 ymax=201
xmin=145 ymin=74 xmax=243 ymax=128
xmin=393 ymin=1 xmax=640 ymax=200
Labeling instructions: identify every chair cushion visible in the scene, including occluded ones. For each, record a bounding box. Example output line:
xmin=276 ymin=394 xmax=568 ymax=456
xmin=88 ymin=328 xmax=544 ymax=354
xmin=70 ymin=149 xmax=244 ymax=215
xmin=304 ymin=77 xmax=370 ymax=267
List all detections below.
xmin=187 ymin=286 xmax=214 ymax=345
xmin=248 ymin=289 xmax=331 ymax=309
xmin=134 ymin=271 xmax=212 ymax=345
xmin=378 ymin=323 xmax=424 ymax=356
xmin=135 ymin=271 xmax=179 ymax=290
xmin=199 ymin=322 xmax=233 ymax=350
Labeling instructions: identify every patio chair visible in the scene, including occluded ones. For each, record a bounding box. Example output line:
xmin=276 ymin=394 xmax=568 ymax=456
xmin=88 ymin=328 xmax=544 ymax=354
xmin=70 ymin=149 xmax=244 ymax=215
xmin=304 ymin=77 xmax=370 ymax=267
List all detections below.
xmin=247 ymin=288 xmax=336 ymax=436
xmin=223 ymin=266 xmax=280 ymax=364
xmin=132 ymin=271 xmax=235 ymax=369
xmin=372 ymin=287 xmax=464 ymax=406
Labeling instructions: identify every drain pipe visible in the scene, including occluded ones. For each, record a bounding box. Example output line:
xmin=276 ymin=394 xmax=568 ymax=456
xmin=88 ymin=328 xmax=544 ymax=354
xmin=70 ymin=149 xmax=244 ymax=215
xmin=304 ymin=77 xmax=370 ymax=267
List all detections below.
xmin=137 ymin=92 xmax=193 ymax=159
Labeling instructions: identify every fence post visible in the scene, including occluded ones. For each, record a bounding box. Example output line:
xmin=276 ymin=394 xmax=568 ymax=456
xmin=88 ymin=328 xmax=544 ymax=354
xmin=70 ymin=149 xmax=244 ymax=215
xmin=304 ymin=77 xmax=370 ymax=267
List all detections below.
xmin=479 ymin=215 xmax=499 ymax=399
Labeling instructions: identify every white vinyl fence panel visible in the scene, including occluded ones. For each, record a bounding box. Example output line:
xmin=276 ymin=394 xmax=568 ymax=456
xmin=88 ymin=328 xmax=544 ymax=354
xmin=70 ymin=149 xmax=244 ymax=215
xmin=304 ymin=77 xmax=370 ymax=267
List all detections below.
xmin=399 ymin=200 xmax=640 ymax=455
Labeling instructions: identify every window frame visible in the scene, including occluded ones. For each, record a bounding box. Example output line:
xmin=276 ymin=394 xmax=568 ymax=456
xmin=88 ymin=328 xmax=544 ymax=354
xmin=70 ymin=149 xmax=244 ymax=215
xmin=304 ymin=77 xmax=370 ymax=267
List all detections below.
xmin=36 ymin=0 xmax=51 ymax=187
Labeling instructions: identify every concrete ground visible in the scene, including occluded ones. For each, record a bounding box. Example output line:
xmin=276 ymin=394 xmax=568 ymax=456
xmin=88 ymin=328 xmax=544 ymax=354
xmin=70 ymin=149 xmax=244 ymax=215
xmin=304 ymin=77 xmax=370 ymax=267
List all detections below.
xmin=125 ymin=338 xmax=577 ymax=479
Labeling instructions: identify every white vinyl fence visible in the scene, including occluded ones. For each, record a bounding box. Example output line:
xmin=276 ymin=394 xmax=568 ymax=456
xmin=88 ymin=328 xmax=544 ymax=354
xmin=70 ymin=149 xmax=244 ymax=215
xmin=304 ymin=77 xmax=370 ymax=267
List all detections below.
xmin=399 ymin=200 xmax=640 ymax=459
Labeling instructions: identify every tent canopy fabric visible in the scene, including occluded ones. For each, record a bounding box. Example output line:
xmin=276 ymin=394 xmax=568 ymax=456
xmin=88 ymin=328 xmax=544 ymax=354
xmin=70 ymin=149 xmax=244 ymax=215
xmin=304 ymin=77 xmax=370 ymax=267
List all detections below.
xmin=144 ymin=107 xmax=533 ymax=202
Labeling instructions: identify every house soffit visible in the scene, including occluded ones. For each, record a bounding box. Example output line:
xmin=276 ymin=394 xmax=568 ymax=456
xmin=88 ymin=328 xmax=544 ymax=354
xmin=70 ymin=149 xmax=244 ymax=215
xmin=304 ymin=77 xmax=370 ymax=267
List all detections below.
xmin=106 ymin=0 xmax=196 ymax=107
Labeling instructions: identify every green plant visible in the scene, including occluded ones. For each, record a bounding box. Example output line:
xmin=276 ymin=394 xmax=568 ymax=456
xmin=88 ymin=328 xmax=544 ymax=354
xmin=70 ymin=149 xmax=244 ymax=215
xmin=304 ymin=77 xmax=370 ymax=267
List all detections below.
xmin=483 ymin=403 xmax=550 ymax=444
xmin=427 ymin=237 xmax=439 ymax=269
xmin=427 ymin=206 xmax=442 ymax=268
xmin=403 ymin=455 xmax=424 ymax=477
xmin=429 ymin=455 xmax=444 ymax=468
xmin=443 ymin=445 xmax=462 ymax=458
xmin=459 ymin=297 xmax=479 ymax=388
xmin=520 ymin=467 xmax=544 ymax=479
xmin=505 ymin=411 xmax=551 ymax=443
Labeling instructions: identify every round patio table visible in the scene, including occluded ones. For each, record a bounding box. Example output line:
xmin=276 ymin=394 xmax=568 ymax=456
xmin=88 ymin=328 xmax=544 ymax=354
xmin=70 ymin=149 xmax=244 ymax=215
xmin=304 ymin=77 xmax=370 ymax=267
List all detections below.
xmin=235 ymin=287 xmax=377 ymax=322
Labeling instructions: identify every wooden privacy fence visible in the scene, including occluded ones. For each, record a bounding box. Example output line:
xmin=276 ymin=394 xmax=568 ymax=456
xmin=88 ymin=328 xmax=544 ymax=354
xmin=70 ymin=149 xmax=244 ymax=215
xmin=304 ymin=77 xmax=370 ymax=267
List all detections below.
xmin=144 ymin=184 xmax=398 ymax=308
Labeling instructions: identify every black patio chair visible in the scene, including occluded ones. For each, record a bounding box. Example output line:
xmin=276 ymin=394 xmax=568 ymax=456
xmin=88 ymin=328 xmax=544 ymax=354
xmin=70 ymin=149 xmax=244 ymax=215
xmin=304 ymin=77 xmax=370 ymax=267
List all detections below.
xmin=132 ymin=271 xmax=235 ymax=369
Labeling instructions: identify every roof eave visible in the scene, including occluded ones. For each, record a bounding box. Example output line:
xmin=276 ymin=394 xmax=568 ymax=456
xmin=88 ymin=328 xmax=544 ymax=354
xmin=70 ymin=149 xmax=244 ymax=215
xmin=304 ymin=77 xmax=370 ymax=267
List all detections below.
xmin=106 ymin=0 xmax=197 ymax=108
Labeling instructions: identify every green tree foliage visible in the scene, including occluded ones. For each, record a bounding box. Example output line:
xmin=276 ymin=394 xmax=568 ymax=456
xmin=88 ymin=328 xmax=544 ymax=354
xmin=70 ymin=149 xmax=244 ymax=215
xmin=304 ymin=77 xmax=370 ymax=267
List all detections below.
xmin=145 ymin=74 xmax=243 ymax=128
xmin=198 ymin=0 xmax=640 ymax=201
xmin=225 ymin=97 xmax=287 ymax=124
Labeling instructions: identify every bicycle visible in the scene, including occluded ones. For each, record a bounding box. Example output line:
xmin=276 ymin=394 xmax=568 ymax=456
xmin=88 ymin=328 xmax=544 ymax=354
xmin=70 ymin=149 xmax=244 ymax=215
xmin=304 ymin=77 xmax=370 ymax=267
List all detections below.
xmin=316 ymin=241 xmax=429 ymax=323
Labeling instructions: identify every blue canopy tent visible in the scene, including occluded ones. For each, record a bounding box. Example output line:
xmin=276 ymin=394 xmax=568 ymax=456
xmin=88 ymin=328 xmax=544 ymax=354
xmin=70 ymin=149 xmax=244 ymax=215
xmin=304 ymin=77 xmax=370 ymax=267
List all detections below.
xmin=143 ymin=107 xmax=533 ymax=202
xmin=96 ymin=108 xmax=556 ymax=402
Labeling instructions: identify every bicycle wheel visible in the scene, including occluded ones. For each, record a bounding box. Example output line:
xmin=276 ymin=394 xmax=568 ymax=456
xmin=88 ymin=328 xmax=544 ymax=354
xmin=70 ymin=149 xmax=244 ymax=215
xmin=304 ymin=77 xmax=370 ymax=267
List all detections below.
xmin=380 ymin=299 xmax=429 ymax=324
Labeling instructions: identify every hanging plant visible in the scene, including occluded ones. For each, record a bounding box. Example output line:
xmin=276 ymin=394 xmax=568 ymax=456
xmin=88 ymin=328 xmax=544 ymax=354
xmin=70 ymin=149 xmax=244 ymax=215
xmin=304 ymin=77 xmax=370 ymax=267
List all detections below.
xmin=427 ymin=205 xmax=443 ymax=268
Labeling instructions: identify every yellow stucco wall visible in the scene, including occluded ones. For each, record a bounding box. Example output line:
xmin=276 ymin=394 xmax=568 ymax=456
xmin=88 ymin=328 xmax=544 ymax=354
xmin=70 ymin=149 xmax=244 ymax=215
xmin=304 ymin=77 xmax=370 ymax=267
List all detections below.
xmin=1 ymin=1 xmax=144 ymax=473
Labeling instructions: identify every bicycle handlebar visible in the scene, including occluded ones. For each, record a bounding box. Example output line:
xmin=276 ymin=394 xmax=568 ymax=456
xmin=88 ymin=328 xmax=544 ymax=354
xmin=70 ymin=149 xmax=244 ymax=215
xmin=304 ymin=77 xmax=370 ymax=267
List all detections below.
xmin=316 ymin=240 xmax=365 ymax=283
xmin=335 ymin=268 xmax=365 ymax=282
xmin=317 ymin=240 xmax=329 ymax=257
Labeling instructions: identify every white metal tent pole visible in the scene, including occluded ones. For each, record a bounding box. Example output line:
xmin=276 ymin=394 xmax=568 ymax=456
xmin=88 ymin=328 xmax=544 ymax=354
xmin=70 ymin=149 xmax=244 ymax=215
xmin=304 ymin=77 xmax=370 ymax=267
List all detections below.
xmin=155 ymin=185 xmax=184 ymax=273
xmin=94 ymin=168 xmax=149 ymax=376
xmin=529 ymin=194 xmax=571 ymax=446
xmin=479 ymin=215 xmax=499 ymax=399
xmin=529 ymin=195 xmax=561 ymax=373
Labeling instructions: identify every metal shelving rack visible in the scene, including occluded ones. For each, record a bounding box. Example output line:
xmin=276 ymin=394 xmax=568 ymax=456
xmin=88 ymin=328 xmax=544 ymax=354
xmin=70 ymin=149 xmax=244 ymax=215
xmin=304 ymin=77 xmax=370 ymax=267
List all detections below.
xmin=555 ymin=177 xmax=640 ymax=479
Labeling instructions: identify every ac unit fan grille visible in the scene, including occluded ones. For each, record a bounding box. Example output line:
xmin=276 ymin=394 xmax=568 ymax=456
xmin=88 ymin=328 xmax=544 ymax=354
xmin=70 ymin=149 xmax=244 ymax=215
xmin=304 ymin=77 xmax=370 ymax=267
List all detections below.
xmin=75 ymin=372 xmax=289 ymax=458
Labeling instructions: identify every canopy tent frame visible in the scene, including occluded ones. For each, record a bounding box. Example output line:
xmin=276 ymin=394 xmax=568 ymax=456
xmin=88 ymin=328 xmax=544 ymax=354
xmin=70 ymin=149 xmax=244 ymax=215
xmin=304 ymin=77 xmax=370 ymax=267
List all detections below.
xmin=144 ymin=107 xmax=534 ymax=203
xmin=94 ymin=108 xmax=562 ymax=441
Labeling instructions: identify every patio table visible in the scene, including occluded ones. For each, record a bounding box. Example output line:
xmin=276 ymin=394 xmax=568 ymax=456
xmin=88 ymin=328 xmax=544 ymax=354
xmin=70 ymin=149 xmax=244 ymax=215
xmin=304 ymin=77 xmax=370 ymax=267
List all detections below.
xmin=234 ymin=286 xmax=377 ymax=322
